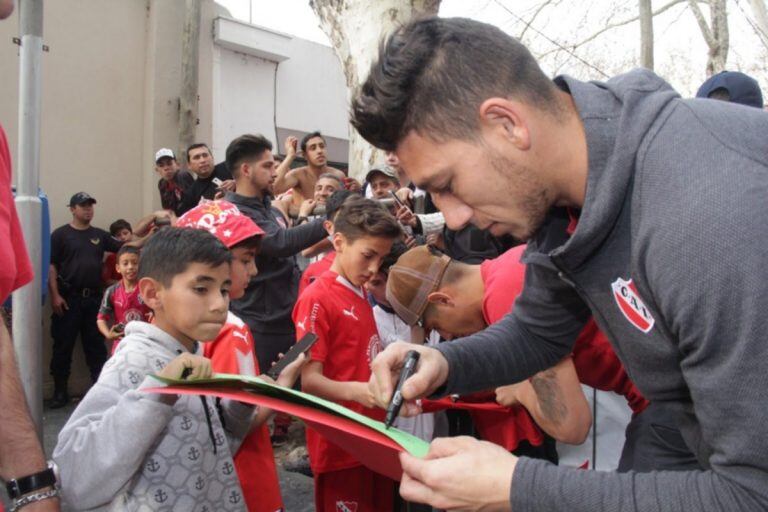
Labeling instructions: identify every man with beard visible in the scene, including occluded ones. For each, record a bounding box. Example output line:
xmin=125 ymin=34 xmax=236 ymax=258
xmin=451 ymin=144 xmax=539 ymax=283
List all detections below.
xmin=355 ymin=17 xmax=768 ymax=512
xmin=225 ymin=134 xmax=328 ymax=371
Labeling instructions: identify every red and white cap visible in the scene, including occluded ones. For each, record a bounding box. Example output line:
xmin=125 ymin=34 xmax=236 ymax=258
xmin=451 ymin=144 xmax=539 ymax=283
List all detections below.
xmin=176 ymin=199 xmax=264 ymax=248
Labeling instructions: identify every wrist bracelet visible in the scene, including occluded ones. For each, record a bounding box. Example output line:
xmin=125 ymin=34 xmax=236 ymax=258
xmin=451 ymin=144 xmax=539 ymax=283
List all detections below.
xmin=10 ymin=488 xmax=59 ymax=511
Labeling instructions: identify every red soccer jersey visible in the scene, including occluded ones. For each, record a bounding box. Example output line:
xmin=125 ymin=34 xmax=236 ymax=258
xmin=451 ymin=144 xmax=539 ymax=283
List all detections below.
xmin=98 ymin=281 xmax=152 ymax=326
xmin=98 ymin=281 xmax=153 ymax=354
xmin=203 ymin=311 xmax=284 ymax=512
xmin=0 ymin=125 xmax=33 ymax=304
xmin=481 ymin=245 xmax=649 ymax=412
xmin=298 ymin=251 xmax=335 ymax=298
xmin=293 ymin=270 xmax=384 ymax=474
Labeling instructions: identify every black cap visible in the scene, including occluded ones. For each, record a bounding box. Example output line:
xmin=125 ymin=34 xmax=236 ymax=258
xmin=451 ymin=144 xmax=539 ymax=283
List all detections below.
xmin=69 ymin=192 xmax=97 ymax=207
xmin=696 ymin=71 xmax=764 ymax=109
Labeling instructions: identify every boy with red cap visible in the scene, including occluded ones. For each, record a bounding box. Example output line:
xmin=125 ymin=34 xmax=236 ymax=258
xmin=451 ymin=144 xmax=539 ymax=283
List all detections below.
xmin=293 ymin=197 xmax=402 ymax=512
xmin=177 ymin=199 xmax=304 ymax=512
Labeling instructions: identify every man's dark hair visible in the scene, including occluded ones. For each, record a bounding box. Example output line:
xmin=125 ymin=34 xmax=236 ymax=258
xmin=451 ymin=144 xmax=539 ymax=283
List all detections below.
xmin=109 ymin=219 xmax=132 ymax=237
xmin=225 ymin=134 xmax=273 ymax=178
xmin=325 ymin=189 xmax=357 ymax=221
xmin=138 ymin=227 xmax=232 ymax=286
xmin=186 ymin=143 xmax=212 ymax=163
xmin=333 ymin=196 xmax=402 ymax=242
xmin=116 ymin=245 xmax=140 ymax=260
xmin=300 ymin=131 xmax=325 ymax=153
xmin=351 ymin=17 xmax=559 ymax=151
xmin=381 ymin=240 xmax=408 ymax=275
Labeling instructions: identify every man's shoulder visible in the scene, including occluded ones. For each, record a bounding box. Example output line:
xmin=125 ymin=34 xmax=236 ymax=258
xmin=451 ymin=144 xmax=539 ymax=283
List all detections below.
xmin=52 ymin=224 xmax=73 ymax=236
xmin=289 ymin=166 xmax=310 ymax=177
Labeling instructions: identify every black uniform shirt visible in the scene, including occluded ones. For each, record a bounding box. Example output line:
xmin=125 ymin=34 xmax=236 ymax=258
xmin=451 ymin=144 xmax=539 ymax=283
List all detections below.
xmin=50 ymin=225 xmax=122 ymax=290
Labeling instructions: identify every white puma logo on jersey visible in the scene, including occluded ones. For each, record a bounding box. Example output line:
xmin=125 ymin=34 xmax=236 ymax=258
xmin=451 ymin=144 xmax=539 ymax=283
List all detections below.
xmin=342 ymin=306 xmax=358 ymax=321
xmin=297 ymin=316 xmax=307 ymax=331
xmin=232 ymin=330 xmax=249 ymax=344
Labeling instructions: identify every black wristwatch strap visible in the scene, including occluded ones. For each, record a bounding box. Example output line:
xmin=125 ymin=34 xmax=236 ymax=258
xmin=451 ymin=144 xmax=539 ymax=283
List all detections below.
xmin=6 ymin=464 xmax=57 ymax=499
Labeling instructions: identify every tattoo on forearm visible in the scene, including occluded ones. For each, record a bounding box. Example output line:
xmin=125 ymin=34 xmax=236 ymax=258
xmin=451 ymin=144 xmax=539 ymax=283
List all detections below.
xmin=530 ymin=369 xmax=568 ymax=425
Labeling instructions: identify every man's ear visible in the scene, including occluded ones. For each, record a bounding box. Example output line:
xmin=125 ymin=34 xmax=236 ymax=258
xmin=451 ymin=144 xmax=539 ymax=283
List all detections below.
xmin=239 ymin=161 xmax=250 ymax=179
xmin=427 ymin=291 xmax=455 ymax=307
xmin=139 ymin=277 xmax=163 ymax=311
xmin=478 ymin=97 xmax=531 ymax=151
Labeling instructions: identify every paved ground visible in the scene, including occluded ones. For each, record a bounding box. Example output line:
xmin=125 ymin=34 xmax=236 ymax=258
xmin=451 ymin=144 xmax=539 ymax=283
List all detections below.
xmin=2 ymin=398 xmax=315 ymax=511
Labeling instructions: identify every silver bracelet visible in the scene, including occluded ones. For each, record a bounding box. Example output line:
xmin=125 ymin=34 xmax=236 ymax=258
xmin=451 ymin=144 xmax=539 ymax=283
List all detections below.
xmin=10 ymin=488 xmax=59 ymax=512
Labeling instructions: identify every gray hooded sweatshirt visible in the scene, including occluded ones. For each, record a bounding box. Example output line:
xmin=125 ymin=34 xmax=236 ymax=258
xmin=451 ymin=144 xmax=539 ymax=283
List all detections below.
xmin=435 ymin=69 xmax=768 ymax=510
xmin=53 ymin=322 xmax=256 ymax=511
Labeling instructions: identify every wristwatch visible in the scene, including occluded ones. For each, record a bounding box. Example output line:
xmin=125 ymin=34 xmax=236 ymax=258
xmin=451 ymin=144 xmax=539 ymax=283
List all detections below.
xmin=5 ymin=460 xmax=59 ymax=499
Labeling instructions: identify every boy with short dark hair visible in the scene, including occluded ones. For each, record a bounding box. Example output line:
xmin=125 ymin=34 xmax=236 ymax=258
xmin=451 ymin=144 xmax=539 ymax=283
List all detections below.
xmin=102 ymin=218 xmax=133 ymax=286
xmin=293 ymin=196 xmax=402 ymax=511
xmin=54 ymin=227 xmax=257 ymax=510
xmin=97 ymin=245 xmax=152 ymax=354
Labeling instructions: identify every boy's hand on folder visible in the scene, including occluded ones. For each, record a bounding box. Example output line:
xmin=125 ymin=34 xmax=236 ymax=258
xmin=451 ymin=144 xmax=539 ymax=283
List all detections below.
xmin=159 ymin=353 xmax=212 ymax=381
xmin=369 ymin=342 xmax=449 ymax=409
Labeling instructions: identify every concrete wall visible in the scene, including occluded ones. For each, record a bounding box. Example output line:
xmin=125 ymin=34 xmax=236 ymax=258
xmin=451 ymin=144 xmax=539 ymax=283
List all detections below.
xmin=210 ymin=17 xmax=350 ymax=163
xmin=0 ymin=0 xmax=190 ymax=396
xmin=1 ymin=1 xmax=350 ymax=398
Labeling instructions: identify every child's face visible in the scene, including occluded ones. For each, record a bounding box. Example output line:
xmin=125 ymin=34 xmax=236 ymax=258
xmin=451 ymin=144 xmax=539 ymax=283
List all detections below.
xmin=146 ymin=262 xmax=231 ymax=345
xmin=333 ymin=234 xmax=394 ymax=287
xmin=229 ymin=246 xmax=258 ymax=300
xmin=115 ymin=228 xmax=132 ymax=242
xmin=364 ymin=271 xmax=389 ymax=306
xmin=116 ymin=252 xmax=139 ymax=282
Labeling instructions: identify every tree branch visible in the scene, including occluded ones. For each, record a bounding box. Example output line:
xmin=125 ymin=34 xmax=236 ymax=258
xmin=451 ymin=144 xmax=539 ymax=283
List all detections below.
xmin=566 ymin=0 xmax=691 ymax=51
xmin=688 ymin=0 xmax=716 ymax=48
xmin=519 ymin=0 xmax=556 ymax=40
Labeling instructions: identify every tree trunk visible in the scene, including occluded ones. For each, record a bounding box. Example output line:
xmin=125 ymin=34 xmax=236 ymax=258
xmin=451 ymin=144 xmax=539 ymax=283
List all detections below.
xmin=688 ymin=0 xmax=729 ymax=75
xmin=310 ymin=0 xmax=441 ymax=180
xmin=748 ymin=0 xmax=768 ymax=47
xmin=639 ymin=0 xmax=654 ymax=69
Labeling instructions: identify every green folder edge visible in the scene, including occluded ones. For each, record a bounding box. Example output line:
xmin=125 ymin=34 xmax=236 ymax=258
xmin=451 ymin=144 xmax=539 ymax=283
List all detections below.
xmin=149 ymin=372 xmax=430 ymax=458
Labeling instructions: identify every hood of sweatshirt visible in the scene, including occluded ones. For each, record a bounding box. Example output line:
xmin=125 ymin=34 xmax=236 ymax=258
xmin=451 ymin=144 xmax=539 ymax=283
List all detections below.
xmin=548 ymin=69 xmax=679 ymax=269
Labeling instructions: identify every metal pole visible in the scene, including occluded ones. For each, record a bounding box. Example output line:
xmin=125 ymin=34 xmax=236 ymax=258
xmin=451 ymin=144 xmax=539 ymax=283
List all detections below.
xmin=12 ymin=0 xmax=45 ymax=436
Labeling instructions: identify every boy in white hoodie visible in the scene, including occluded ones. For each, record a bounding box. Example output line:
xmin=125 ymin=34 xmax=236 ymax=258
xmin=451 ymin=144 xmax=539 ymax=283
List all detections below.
xmin=53 ymin=227 xmax=256 ymax=511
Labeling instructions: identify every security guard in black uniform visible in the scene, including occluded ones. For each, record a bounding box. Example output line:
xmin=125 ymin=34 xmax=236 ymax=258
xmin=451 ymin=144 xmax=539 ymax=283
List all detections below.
xmin=48 ymin=192 xmax=123 ymax=408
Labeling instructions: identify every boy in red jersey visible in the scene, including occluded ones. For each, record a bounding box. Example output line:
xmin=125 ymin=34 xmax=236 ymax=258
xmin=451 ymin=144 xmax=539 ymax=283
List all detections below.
xmin=177 ymin=199 xmax=305 ymax=512
xmin=97 ymin=245 xmax=152 ymax=354
xmin=293 ymin=197 xmax=402 ymax=512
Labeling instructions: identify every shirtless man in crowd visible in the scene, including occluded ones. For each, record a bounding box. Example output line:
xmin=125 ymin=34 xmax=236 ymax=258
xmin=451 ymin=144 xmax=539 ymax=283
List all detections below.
xmin=273 ymin=132 xmax=358 ymax=210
